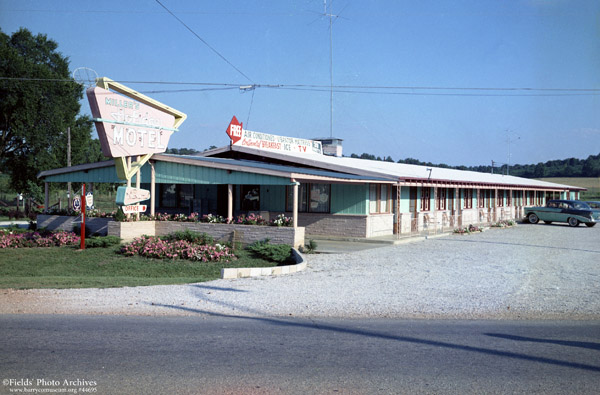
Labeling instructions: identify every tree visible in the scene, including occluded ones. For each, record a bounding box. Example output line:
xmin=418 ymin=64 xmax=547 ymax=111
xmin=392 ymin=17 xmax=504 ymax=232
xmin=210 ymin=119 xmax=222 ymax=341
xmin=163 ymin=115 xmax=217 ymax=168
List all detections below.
xmin=0 ymin=27 xmax=100 ymax=195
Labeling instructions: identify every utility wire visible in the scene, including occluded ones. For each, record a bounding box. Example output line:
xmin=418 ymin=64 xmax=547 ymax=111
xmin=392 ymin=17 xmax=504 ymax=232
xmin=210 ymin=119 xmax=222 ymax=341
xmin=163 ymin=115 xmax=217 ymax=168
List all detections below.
xmin=154 ymin=0 xmax=253 ymax=83
xmin=2 ymin=77 xmax=599 ymax=96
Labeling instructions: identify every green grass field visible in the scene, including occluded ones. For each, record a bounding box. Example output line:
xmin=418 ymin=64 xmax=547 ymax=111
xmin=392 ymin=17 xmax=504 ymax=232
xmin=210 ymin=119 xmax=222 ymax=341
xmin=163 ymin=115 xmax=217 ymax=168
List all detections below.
xmin=0 ymin=246 xmax=276 ymax=289
xmin=536 ymin=177 xmax=600 ymax=200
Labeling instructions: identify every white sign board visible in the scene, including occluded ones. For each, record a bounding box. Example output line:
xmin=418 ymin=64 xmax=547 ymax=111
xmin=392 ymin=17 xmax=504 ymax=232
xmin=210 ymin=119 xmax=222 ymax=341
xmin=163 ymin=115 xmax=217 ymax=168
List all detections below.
xmin=121 ymin=205 xmax=147 ymax=214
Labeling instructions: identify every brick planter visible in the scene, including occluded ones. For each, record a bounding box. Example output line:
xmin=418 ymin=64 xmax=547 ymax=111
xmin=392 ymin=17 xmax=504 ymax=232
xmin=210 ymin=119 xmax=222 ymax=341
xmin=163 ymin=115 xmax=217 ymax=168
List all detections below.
xmin=107 ymin=220 xmax=304 ymax=247
xmin=38 ymin=215 xmax=305 ymax=247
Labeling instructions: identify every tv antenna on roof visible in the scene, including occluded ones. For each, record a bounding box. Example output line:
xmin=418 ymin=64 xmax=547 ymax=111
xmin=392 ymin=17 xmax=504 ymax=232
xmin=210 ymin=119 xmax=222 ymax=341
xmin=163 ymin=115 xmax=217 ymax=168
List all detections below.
xmin=311 ymin=1 xmax=348 ymax=138
xmin=73 ymin=67 xmax=99 ymax=88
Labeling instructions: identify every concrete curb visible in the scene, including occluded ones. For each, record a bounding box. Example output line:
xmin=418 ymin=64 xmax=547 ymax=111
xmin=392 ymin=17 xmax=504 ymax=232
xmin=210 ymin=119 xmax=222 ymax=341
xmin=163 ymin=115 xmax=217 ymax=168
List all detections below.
xmin=221 ymin=248 xmax=306 ymax=279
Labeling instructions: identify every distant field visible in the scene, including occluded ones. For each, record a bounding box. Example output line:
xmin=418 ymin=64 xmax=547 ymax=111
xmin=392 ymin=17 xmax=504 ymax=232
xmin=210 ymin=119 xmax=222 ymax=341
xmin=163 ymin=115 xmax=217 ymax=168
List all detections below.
xmin=537 ymin=177 xmax=600 ymax=200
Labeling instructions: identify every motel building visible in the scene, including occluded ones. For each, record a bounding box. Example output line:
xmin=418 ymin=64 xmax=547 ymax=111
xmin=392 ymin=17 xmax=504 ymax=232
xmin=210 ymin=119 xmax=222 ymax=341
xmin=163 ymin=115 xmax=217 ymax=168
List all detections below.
xmin=38 ymin=128 xmax=584 ymax=242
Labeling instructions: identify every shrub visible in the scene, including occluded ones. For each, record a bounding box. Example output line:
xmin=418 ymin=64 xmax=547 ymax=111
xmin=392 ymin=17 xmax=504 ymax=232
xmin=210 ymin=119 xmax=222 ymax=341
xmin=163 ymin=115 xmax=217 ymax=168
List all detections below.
xmin=85 ymin=236 xmax=121 ymax=248
xmin=301 ymin=239 xmax=318 ymax=254
xmin=247 ymin=239 xmax=293 ymax=264
xmin=162 ymin=229 xmax=214 ymax=245
xmin=72 ymin=224 xmax=94 ymax=237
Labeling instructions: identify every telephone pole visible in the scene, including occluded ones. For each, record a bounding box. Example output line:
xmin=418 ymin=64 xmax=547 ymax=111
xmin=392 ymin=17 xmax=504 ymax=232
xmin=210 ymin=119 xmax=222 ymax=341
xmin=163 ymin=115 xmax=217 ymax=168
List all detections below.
xmin=67 ymin=127 xmax=72 ymax=209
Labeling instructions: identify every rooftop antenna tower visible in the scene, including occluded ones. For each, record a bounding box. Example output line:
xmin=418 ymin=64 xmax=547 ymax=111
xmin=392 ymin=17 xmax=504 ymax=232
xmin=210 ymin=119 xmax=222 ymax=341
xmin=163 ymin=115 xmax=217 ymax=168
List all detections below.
xmin=316 ymin=1 xmax=346 ymax=138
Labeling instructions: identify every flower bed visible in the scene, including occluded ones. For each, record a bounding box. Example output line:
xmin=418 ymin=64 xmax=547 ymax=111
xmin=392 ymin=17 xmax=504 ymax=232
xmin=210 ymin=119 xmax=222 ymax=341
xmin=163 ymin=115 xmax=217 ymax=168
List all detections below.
xmin=0 ymin=229 xmax=80 ymax=248
xmin=120 ymin=235 xmax=236 ymax=262
xmin=491 ymin=219 xmax=517 ymax=228
xmin=453 ymin=224 xmax=483 ymax=235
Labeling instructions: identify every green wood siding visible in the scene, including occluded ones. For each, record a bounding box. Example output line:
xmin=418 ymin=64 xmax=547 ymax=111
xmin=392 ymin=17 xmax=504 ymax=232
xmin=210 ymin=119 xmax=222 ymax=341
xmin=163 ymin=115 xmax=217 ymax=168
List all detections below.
xmin=43 ymin=161 xmax=292 ymax=186
xmin=43 ymin=165 xmax=121 ymax=183
xmin=331 ymin=184 xmax=368 ymax=215
xmin=260 ymin=185 xmax=286 ymax=211
xmin=152 ymin=162 xmax=291 ymax=185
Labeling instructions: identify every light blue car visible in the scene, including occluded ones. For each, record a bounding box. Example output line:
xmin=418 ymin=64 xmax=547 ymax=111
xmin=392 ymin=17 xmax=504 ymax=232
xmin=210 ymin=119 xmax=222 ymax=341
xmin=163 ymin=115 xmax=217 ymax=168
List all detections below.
xmin=524 ymin=200 xmax=599 ymax=227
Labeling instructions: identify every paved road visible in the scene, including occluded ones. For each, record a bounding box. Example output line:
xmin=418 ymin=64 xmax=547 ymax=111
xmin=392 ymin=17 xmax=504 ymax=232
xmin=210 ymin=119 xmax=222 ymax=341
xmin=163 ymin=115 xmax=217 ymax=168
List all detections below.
xmin=1 ymin=315 xmax=599 ymax=394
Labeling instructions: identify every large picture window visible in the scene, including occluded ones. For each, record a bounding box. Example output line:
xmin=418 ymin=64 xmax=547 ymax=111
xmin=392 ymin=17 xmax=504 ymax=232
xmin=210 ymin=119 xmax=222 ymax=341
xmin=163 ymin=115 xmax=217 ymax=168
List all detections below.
xmin=286 ymin=183 xmax=330 ymax=213
xmin=241 ymin=185 xmax=260 ymax=211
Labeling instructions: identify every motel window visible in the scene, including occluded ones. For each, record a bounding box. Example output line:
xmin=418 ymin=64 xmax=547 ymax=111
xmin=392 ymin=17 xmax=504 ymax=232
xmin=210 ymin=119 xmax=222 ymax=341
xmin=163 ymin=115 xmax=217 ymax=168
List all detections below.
xmin=286 ymin=183 xmax=330 ymax=213
xmin=464 ymin=189 xmax=473 ymax=209
xmin=421 ymin=187 xmax=431 ymax=211
xmin=160 ymin=184 xmax=177 ymax=208
xmin=159 ymin=184 xmax=193 ymax=209
xmin=369 ymin=184 xmax=390 ymax=214
xmin=507 ymin=190 xmax=512 ymax=207
xmin=241 ymin=185 xmax=260 ymax=211
xmin=437 ymin=188 xmax=447 ymax=210
xmin=497 ymin=190 xmax=504 ymax=207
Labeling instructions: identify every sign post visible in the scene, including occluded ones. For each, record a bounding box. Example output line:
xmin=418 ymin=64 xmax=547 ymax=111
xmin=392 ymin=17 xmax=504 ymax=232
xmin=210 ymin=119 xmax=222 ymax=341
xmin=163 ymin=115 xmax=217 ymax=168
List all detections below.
xmin=80 ymin=183 xmax=86 ymax=250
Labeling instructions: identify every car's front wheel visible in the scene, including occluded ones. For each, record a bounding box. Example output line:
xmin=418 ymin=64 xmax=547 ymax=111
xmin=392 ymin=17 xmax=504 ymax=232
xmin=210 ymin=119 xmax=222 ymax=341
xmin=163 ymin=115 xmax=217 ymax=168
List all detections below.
xmin=568 ymin=217 xmax=579 ymax=227
xmin=585 ymin=222 xmax=596 ymax=228
xmin=527 ymin=213 xmax=539 ymax=224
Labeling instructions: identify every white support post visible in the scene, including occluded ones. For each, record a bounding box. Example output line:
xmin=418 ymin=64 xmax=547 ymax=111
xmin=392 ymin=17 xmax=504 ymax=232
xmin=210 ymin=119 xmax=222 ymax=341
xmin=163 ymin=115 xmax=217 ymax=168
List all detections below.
xmin=150 ymin=161 xmax=156 ymax=216
xmin=227 ymin=184 xmax=233 ymax=222
xmin=135 ymin=155 xmax=141 ymax=220
xmin=292 ymin=181 xmax=299 ymax=228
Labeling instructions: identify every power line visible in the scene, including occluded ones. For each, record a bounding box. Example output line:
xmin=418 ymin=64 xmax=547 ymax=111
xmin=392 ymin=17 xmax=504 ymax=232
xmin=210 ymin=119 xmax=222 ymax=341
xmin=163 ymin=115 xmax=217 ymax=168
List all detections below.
xmin=2 ymin=77 xmax=599 ymax=96
xmin=154 ymin=0 xmax=253 ymax=83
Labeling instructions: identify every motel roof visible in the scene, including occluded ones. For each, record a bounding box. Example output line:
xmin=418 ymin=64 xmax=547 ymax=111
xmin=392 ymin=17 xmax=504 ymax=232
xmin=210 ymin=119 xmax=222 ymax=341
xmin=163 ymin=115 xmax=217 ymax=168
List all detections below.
xmin=203 ymin=145 xmax=585 ymax=192
xmin=37 ymin=153 xmax=394 ymax=185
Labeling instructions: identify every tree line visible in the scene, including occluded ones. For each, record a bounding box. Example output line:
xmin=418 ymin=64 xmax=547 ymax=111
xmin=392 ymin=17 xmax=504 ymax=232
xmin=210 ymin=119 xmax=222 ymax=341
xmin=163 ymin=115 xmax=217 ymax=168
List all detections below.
xmin=349 ymin=152 xmax=600 ymax=178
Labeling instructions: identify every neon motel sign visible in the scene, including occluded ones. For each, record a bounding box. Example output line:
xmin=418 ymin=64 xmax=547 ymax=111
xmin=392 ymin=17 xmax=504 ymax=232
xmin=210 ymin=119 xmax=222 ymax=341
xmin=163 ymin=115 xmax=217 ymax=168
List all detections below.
xmin=87 ymin=86 xmax=176 ymax=157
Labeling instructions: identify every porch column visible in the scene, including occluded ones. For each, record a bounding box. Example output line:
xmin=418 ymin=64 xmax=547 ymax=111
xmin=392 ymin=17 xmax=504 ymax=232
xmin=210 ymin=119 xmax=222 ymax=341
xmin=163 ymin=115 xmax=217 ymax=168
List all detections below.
xmin=44 ymin=182 xmax=49 ymax=212
xmin=292 ymin=181 xmax=299 ymax=228
xmin=135 ymin=155 xmax=141 ymax=220
xmin=494 ymin=188 xmax=499 ymax=222
xmin=455 ymin=187 xmax=460 ymax=228
xmin=227 ymin=184 xmax=233 ymax=222
xmin=150 ymin=161 xmax=156 ymax=216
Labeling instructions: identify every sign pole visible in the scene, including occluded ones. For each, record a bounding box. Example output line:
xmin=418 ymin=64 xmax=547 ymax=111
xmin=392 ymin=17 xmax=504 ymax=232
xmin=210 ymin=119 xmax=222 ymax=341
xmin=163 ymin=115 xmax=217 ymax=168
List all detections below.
xmin=80 ymin=183 xmax=86 ymax=250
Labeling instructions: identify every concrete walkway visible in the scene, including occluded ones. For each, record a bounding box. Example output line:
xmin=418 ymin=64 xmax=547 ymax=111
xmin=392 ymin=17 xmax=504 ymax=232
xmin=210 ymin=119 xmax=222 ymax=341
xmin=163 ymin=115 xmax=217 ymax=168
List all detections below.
xmin=308 ymin=232 xmax=450 ymax=253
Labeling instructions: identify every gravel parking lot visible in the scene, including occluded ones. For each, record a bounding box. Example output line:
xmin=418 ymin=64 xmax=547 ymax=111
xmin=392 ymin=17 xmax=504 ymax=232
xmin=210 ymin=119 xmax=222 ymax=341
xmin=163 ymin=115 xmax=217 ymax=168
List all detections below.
xmin=1 ymin=223 xmax=599 ymax=319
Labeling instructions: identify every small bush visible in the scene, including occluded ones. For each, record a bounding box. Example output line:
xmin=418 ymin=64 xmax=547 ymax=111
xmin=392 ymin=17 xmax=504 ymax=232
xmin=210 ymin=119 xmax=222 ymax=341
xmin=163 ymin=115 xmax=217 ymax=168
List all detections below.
xmin=247 ymin=239 xmax=293 ymax=264
xmin=162 ymin=229 xmax=214 ymax=245
xmin=301 ymin=239 xmax=318 ymax=254
xmin=72 ymin=224 xmax=94 ymax=237
xmin=85 ymin=236 xmax=122 ymax=248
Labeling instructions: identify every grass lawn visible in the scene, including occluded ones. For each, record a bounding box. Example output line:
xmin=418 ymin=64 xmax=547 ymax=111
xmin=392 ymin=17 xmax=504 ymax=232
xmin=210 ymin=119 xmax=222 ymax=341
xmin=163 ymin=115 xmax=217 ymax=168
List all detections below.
xmin=0 ymin=246 xmax=277 ymax=289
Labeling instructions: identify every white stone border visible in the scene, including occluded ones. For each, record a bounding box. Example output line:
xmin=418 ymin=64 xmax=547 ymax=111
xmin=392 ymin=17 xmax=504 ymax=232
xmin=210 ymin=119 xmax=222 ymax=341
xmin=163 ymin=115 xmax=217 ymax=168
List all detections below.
xmin=221 ymin=248 xmax=306 ymax=279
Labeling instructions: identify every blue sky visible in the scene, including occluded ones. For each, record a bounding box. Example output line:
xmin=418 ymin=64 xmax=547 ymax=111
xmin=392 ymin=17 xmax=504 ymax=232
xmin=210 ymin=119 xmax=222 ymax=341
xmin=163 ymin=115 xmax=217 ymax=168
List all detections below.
xmin=1 ymin=0 xmax=599 ymax=166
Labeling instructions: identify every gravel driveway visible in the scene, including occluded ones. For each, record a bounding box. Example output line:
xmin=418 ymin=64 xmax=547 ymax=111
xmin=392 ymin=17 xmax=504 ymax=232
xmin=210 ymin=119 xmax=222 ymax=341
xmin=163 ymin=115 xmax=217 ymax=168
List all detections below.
xmin=2 ymin=224 xmax=599 ymax=319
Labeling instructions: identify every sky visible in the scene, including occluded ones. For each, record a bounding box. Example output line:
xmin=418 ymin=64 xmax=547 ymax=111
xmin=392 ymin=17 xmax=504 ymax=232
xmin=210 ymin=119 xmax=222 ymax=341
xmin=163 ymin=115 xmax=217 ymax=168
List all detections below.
xmin=1 ymin=0 xmax=599 ymax=167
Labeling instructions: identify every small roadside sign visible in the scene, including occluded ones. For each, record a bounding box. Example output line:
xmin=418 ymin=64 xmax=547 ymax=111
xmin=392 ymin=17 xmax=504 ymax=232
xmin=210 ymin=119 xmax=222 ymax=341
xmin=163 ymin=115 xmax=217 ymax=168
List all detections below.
xmin=72 ymin=196 xmax=81 ymax=212
xmin=121 ymin=204 xmax=147 ymax=214
xmin=85 ymin=192 xmax=94 ymax=209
